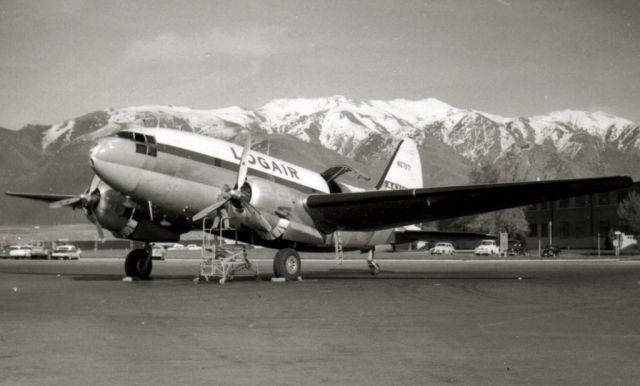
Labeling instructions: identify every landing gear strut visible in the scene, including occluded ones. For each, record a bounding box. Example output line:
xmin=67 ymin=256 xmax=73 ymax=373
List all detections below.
xmin=124 ymin=246 xmax=153 ymax=280
xmin=273 ymin=248 xmax=301 ymax=281
xmin=367 ymin=248 xmax=380 ymax=275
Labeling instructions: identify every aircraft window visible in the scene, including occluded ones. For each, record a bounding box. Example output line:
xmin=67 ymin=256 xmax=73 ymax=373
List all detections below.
xmin=122 ymin=132 xmax=157 ymax=157
xmin=117 ymin=131 xmax=135 ymax=140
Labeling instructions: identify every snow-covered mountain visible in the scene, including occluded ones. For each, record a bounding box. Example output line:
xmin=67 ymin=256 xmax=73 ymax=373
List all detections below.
xmin=2 ymin=96 xmax=639 ymax=225
xmin=39 ymin=96 xmax=639 ymax=167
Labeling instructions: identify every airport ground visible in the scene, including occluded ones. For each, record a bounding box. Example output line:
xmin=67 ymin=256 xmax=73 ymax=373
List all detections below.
xmin=1 ymin=249 xmax=640 ymax=386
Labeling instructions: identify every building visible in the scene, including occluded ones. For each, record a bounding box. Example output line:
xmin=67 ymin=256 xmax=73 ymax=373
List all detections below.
xmin=524 ymin=182 xmax=640 ymax=249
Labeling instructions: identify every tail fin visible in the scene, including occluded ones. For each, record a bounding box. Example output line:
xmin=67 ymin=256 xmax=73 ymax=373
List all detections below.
xmin=376 ymin=139 xmax=423 ymax=190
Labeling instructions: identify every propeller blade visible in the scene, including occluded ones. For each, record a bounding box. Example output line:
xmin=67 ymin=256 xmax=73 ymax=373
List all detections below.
xmin=211 ymin=215 xmax=220 ymax=229
xmin=49 ymin=196 xmax=83 ymax=209
xmin=236 ymin=134 xmax=252 ymax=188
xmin=94 ymin=219 xmax=105 ymax=241
xmin=192 ymin=197 xmax=230 ymax=222
xmin=50 ymin=175 xmax=101 ymax=209
xmin=88 ymin=174 xmax=101 ymax=192
xmin=88 ymin=206 xmax=105 ymax=241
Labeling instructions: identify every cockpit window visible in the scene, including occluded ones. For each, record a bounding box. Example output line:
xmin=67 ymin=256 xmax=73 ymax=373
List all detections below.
xmin=116 ymin=131 xmax=158 ymax=157
xmin=117 ymin=131 xmax=135 ymax=140
xmin=144 ymin=135 xmax=157 ymax=156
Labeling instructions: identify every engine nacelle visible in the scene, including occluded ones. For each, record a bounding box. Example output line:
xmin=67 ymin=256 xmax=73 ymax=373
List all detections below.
xmin=231 ymin=178 xmax=325 ymax=244
xmin=244 ymin=178 xmax=314 ymax=225
xmin=90 ymin=182 xmax=179 ymax=242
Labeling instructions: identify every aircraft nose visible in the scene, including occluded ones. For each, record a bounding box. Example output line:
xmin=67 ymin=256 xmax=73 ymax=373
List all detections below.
xmin=89 ymin=136 xmax=142 ymax=194
xmin=88 ymin=142 xmax=101 ymax=167
xmin=89 ymin=137 xmax=123 ymax=172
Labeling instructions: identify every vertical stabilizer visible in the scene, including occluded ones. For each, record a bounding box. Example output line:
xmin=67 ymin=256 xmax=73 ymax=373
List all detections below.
xmin=376 ymin=139 xmax=423 ymax=190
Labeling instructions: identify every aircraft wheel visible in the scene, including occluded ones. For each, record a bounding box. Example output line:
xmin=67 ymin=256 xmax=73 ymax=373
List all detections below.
xmin=273 ymin=248 xmax=301 ymax=280
xmin=124 ymin=248 xmax=153 ymax=280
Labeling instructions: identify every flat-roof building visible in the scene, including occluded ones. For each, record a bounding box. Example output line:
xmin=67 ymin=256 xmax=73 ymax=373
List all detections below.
xmin=524 ymin=182 xmax=640 ymax=249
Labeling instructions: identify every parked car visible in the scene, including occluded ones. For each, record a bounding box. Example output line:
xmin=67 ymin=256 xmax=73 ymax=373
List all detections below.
xmin=508 ymin=241 xmax=528 ymax=256
xmin=151 ymin=245 xmax=166 ymax=260
xmin=429 ymin=242 xmax=455 ymax=255
xmin=52 ymin=245 xmax=81 ymax=260
xmin=9 ymin=245 xmax=32 ymax=259
xmin=542 ymin=244 xmax=561 ymax=257
xmin=186 ymin=244 xmax=201 ymax=251
xmin=28 ymin=240 xmax=52 ymax=259
xmin=474 ymin=240 xmax=500 ymax=256
xmin=167 ymin=243 xmax=184 ymax=250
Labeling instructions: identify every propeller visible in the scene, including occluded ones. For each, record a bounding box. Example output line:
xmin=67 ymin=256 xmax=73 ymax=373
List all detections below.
xmin=48 ymin=175 xmax=105 ymax=240
xmin=193 ymin=135 xmax=253 ymax=222
xmin=49 ymin=196 xmax=84 ymax=209
xmin=192 ymin=133 xmax=281 ymax=237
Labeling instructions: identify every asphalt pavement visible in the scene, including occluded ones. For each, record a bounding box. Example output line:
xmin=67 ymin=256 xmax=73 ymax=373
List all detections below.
xmin=1 ymin=255 xmax=640 ymax=386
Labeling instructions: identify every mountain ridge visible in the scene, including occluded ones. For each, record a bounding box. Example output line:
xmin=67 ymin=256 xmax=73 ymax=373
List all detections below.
xmin=1 ymin=96 xmax=638 ymax=225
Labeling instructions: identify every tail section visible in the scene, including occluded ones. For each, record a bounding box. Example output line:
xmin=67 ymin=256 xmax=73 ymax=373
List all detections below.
xmin=376 ymin=139 xmax=423 ymax=190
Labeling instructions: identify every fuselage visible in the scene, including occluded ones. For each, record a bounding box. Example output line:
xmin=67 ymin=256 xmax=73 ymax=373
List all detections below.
xmin=89 ymin=128 xmax=391 ymax=251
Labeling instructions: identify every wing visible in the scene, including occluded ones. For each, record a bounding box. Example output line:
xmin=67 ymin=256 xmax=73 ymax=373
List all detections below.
xmin=305 ymin=176 xmax=633 ymax=232
xmin=5 ymin=192 xmax=78 ymax=203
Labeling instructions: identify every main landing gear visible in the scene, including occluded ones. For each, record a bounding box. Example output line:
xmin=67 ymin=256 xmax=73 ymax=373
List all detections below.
xmin=272 ymin=248 xmax=302 ymax=281
xmin=124 ymin=245 xmax=153 ymax=280
xmin=122 ymin=243 xmax=376 ymax=282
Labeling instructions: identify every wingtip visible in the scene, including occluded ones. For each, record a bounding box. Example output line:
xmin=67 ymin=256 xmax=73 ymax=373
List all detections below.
xmin=615 ymin=175 xmax=634 ymax=188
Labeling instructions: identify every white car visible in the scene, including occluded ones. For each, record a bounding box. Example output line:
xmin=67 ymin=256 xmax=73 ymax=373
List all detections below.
xmin=430 ymin=242 xmax=455 ymax=255
xmin=9 ymin=245 xmax=32 ymax=259
xmin=474 ymin=240 xmax=500 ymax=256
xmin=52 ymin=245 xmax=82 ymax=260
xmin=151 ymin=245 xmax=166 ymax=260
xmin=167 ymin=243 xmax=185 ymax=250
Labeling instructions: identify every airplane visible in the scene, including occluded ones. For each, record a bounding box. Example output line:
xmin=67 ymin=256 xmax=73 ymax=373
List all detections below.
xmin=6 ymin=126 xmax=632 ymax=281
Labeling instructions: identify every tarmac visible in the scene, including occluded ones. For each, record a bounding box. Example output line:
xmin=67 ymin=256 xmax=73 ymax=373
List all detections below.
xmin=1 ymin=251 xmax=640 ymax=386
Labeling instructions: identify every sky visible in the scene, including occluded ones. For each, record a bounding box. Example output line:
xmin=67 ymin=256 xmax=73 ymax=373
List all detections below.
xmin=0 ymin=0 xmax=638 ymax=129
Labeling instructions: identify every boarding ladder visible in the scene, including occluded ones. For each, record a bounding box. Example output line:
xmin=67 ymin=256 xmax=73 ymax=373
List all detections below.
xmin=194 ymin=219 xmax=259 ymax=285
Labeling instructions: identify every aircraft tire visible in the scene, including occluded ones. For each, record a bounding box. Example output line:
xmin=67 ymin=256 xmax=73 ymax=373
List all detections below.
xmin=125 ymin=248 xmax=153 ymax=280
xmin=273 ymin=248 xmax=301 ymax=280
